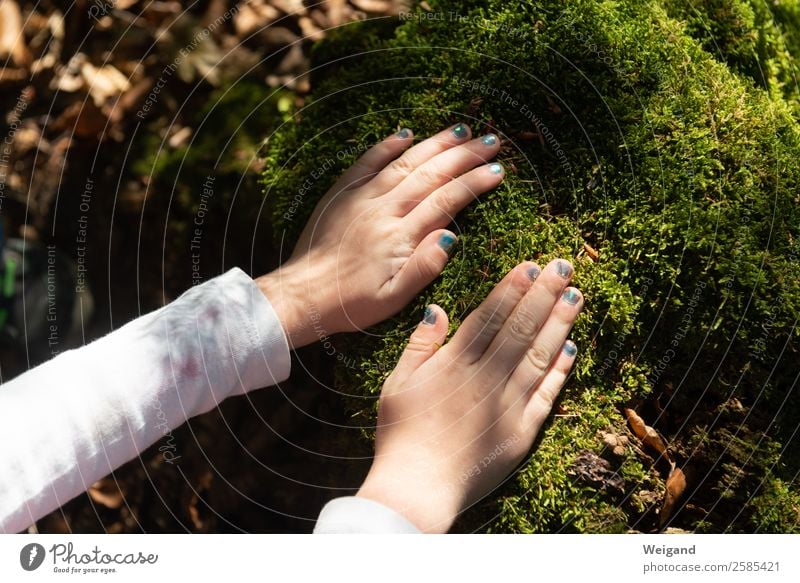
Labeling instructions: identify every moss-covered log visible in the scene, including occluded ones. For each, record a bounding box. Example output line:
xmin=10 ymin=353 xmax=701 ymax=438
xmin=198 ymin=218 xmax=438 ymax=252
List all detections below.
xmin=261 ymin=0 xmax=800 ymax=532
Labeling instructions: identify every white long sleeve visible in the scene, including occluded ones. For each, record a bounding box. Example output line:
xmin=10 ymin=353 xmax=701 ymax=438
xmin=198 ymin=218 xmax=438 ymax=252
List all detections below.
xmin=314 ymin=497 xmax=422 ymax=534
xmin=0 ymin=267 xmax=291 ymax=533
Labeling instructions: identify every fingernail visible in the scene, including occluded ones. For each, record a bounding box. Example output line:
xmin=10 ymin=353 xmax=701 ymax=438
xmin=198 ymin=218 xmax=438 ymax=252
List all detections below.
xmin=526 ymin=265 xmax=541 ymax=281
xmin=423 ymin=306 xmax=437 ymax=325
xmin=488 ymin=162 xmax=503 ymax=174
xmin=555 ymin=260 xmax=572 ymax=279
xmin=396 ymin=128 xmax=410 ymax=138
xmin=562 ymin=288 xmax=580 ymax=305
xmin=438 ymin=233 xmax=457 ymax=253
xmin=452 ymin=123 xmax=469 ymax=139
xmin=563 ymin=340 xmax=578 ymax=357
xmin=480 ymin=134 xmax=497 ymax=146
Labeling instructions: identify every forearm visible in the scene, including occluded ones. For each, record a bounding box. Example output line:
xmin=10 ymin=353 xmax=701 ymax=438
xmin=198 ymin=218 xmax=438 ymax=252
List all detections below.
xmin=0 ymin=267 xmax=291 ymax=533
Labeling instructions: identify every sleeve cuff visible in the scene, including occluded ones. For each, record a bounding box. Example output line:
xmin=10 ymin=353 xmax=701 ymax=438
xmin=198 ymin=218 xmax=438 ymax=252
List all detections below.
xmin=314 ymin=497 xmax=422 ymax=534
xmin=222 ymin=267 xmax=292 ymax=390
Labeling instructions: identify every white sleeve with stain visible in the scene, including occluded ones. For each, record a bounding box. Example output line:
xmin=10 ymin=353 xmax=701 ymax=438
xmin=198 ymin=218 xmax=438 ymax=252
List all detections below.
xmin=0 ymin=267 xmax=291 ymax=533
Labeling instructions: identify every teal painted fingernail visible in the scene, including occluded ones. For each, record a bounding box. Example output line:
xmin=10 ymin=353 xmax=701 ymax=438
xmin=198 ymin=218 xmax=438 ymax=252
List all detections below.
xmin=423 ymin=306 xmax=436 ymax=325
xmin=562 ymin=288 xmax=580 ymax=305
xmin=438 ymin=233 xmax=457 ymax=253
xmin=396 ymin=128 xmax=410 ymax=138
xmin=563 ymin=340 xmax=578 ymax=357
xmin=556 ymin=260 xmax=572 ymax=278
xmin=481 ymin=134 xmax=497 ymax=146
xmin=489 ymin=163 xmax=503 ymax=174
xmin=526 ymin=265 xmax=541 ymax=281
xmin=452 ymin=123 xmax=469 ymax=139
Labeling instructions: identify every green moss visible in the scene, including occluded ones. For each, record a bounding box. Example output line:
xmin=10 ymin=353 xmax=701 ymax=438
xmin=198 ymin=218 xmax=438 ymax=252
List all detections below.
xmin=261 ymin=0 xmax=800 ymax=532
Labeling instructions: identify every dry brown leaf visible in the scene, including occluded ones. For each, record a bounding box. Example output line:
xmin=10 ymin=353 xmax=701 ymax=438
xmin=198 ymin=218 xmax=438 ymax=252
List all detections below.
xmin=624 ymin=407 xmax=647 ymax=439
xmin=54 ymin=100 xmax=108 ymax=139
xmin=81 ymin=61 xmax=131 ymax=107
xmin=583 ymin=242 xmax=599 ymax=261
xmin=234 ymin=1 xmax=281 ymax=37
xmin=0 ymin=0 xmax=33 ymax=67
xmin=88 ymin=479 xmax=124 ymax=509
xmin=326 ymin=0 xmax=347 ymax=26
xmin=659 ymin=466 xmax=686 ymax=529
xmin=624 ymin=407 xmax=670 ymax=460
xmin=643 ymin=425 xmax=669 ymax=458
xmin=351 ymin=0 xmax=397 ymax=13
xmin=298 ymin=16 xmax=324 ymax=42
xmin=0 ymin=67 xmax=26 ymax=83
xmin=272 ymin=0 xmax=307 ymax=16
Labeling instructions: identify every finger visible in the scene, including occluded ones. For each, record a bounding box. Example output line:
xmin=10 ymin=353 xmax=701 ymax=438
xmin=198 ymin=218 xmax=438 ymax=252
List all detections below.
xmin=521 ymin=340 xmax=577 ymax=431
xmin=329 ymin=128 xmax=415 ymax=193
xmin=482 ymin=259 xmax=573 ymax=372
xmin=388 ymin=304 xmax=450 ymax=387
xmin=505 ymin=287 xmax=583 ymax=402
xmin=447 ymin=262 xmax=541 ymax=363
xmin=403 ymin=162 xmax=504 ymax=239
xmin=366 ymin=123 xmax=473 ymax=195
xmin=387 ymin=229 xmax=457 ymax=302
xmin=387 ymin=133 xmax=502 ymax=214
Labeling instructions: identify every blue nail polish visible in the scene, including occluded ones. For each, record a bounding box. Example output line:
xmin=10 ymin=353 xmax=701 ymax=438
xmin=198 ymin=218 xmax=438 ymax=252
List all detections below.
xmin=452 ymin=123 xmax=469 ymax=139
xmin=556 ymin=260 xmax=572 ymax=279
xmin=563 ymin=340 xmax=578 ymax=357
xmin=489 ymin=163 xmax=503 ymax=174
xmin=562 ymin=288 xmax=580 ymax=305
xmin=526 ymin=265 xmax=541 ymax=281
xmin=438 ymin=233 xmax=457 ymax=253
xmin=481 ymin=134 xmax=497 ymax=146
xmin=423 ymin=306 xmax=436 ymax=325
xmin=396 ymin=128 xmax=410 ymax=138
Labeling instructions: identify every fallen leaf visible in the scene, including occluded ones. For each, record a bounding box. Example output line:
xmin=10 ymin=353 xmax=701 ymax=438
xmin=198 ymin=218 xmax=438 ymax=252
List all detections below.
xmin=272 ymin=0 xmax=307 ymax=16
xmin=352 ymin=0 xmax=399 ymax=13
xmin=624 ymin=407 xmax=670 ymax=460
xmin=583 ymin=242 xmax=599 ymax=261
xmin=624 ymin=407 xmax=647 ymax=439
xmin=81 ymin=61 xmax=131 ymax=107
xmin=0 ymin=0 xmax=33 ymax=67
xmin=234 ymin=1 xmax=280 ymax=37
xmin=659 ymin=466 xmax=686 ymax=529
xmin=88 ymin=479 xmax=123 ymax=509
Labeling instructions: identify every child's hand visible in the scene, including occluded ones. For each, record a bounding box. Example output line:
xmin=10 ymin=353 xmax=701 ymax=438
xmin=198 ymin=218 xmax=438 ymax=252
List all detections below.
xmin=256 ymin=124 xmax=503 ymax=348
xmin=356 ymin=259 xmax=583 ymax=532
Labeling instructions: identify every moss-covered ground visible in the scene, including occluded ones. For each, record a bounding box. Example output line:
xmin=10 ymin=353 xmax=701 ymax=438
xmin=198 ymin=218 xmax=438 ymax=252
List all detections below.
xmin=261 ymin=0 xmax=800 ymax=532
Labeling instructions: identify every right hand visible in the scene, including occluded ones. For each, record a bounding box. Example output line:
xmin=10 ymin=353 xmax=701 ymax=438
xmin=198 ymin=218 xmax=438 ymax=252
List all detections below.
xmin=356 ymin=259 xmax=583 ymax=532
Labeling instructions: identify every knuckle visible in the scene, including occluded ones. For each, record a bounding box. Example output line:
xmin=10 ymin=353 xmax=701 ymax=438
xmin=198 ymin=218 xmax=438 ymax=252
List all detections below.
xmin=471 ymin=303 xmax=503 ymax=337
xmin=415 ymin=163 xmax=442 ymax=188
xmin=404 ymin=335 xmax=432 ymax=355
xmin=389 ymin=155 xmax=416 ymax=177
xmin=525 ymin=344 xmax=554 ymax=377
xmin=507 ymin=307 xmax=539 ymax=344
xmin=431 ymin=187 xmax=458 ymax=215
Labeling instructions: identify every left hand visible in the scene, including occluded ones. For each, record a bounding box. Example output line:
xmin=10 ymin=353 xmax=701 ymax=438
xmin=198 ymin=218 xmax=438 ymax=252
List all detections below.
xmin=256 ymin=123 xmax=504 ymax=348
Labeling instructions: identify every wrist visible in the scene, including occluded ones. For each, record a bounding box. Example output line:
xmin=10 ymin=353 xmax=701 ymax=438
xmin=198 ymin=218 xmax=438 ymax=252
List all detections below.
xmin=255 ymin=263 xmax=317 ymax=350
xmin=356 ymin=463 xmax=464 ymax=533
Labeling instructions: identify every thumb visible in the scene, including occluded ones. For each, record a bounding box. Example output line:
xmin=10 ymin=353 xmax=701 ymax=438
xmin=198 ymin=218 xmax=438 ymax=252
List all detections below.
xmin=387 ymin=304 xmax=449 ymax=387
